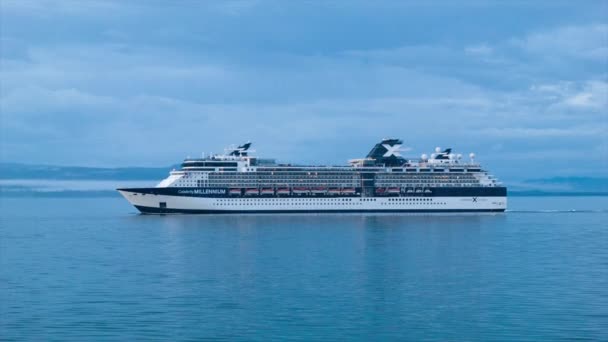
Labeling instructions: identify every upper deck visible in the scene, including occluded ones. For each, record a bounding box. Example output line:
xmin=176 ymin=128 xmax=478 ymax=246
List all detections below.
xmin=157 ymin=140 xmax=502 ymax=190
xmin=177 ymin=142 xmax=484 ymax=174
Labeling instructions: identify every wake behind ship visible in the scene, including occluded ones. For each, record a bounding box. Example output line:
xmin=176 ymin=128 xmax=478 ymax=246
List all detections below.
xmin=118 ymin=139 xmax=507 ymax=214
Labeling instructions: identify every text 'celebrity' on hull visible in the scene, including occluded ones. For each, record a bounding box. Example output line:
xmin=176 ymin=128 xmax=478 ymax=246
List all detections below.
xmin=118 ymin=139 xmax=507 ymax=214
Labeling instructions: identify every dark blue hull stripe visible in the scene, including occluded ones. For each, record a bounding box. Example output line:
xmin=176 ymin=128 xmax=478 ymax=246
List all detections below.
xmin=119 ymin=186 xmax=507 ymax=198
xmin=134 ymin=205 xmax=505 ymax=214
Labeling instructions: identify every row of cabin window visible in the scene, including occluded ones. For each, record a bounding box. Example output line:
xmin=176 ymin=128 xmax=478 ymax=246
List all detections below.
xmin=212 ymin=172 xmax=363 ymax=176
xmin=376 ymin=180 xmax=481 ymax=184
xmin=198 ymin=183 xmax=481 ymax=188
xmin=207 ymin=180 xmax=362 ymax=184
xmin=377 ymin=184 xmax=480 ymax=187
xmin=193 ymin=180 xmax=480 ymax=186
xmin=206 ymin=174 xmax=479 ymax=180
xmin=209 ymin=176 xmax=363 ymax=180
xmin=377 ymin=175 xmax=478 ymax=179
xmin=378 ymin=176 xmax=478 ymax=180
xmin=218 ymin=198 xmax=355 ymax=202
xmin=207 ymin=183 xmax=361 ymax=187
xmin=217 ymin=199 xmax=448 ymax=205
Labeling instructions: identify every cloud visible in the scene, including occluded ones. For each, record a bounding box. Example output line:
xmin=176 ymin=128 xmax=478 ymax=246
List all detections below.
xmin=1 ymin=0 xmax=121 ymax=16
xmin=210 ymin=0 xmax=261 ymax=15
xmin=531 ymin=80 xmax=608 ymax=110
xmin=511 ymin=24 xmax=608 ymax=61
xmin=1 ymin=2 xmax=607 ymax=179
xmin=481 ymin=126 xmax=606 ymax=138
xmin=562 ymin=81 xmax=608 ymax=109
xmin=1 ymin=86 xmax=115 ymax=116
xmin=465 ymin=44 xmax=493 ymax=56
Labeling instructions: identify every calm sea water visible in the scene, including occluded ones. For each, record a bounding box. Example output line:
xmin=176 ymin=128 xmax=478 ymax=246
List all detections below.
xmin=1 ymin=196 xmax=607 ymax=341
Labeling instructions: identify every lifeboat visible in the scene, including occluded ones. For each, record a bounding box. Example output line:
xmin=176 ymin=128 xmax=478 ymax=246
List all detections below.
xmin=375 ymin=187 xmax=386 ymax=195
xmin=276 ymin=188 xmax=290 ymax=195
xmin=415 ymin=188 xmax=423 ymax=193
xmin=387 ymin=187 xmax=400 ymax=194
xmin=406 ymin=188 xmax=414 ymax=194
xmin=311 ymin=187 xmax=327 ymax=195
xmin=245 ymin=188 xmax=260 ymax=196
xmin=292 ymin=187 xmax=310 ymax=195
xmin=229 ymin=188 xmax=242 ymax=195
xmin=261 ymin=188 xmax=274 ymax=195
xmin=328 ymin=188 xmax=341 ymax=195
xmin=341 ymin=187 xmax=356 ymax=195
xmin=424 ymin=188 xmax=432 ymax=194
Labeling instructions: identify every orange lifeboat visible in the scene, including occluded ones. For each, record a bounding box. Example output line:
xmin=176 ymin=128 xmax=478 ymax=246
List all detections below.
xmin=245 ymin=188 xmax=260 ymax=196
xmin=341 ymin=188 xmax=356 ymax=195
xmin=276 ymin=188 xmax=290 ymax=195
xmin=311 ymin=187 xmax=327 ymax=195
xmin=292 ymin=187 xmax=310 ymax=195
xmin=261 ymin=188 xmax=274 ymax=195
xmin=328 ymin=188 xmax=341 ymax=195
xmin=375 ymin=187 xmax=386 ymax=195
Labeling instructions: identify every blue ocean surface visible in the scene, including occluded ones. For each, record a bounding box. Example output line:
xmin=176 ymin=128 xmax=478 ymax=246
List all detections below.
xmin=1 ymin=196 xmax=607 ymax=341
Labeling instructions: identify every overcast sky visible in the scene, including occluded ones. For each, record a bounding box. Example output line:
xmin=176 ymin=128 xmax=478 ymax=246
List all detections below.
xmin=1 ymin=0 xmax=607 ymax=180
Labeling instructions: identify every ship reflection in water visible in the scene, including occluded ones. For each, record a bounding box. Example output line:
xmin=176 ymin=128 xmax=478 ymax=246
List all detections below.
xmin=2 ymin=197 xmax=607 ymax=340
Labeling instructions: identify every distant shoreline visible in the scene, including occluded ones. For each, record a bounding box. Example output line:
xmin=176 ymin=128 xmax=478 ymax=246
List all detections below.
xmin=2 ymin=190 xmax=607 ymax=198
xmin=2 ymin=163 xmax=607 ymax=198
xmin=508 ymin=192 xmax=608 ymax=197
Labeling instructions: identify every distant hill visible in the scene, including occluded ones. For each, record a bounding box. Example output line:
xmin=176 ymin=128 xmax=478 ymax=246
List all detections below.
xmin=509 ymin=177 xmax=608 ymax=195
xmin=1 ymin=163 xmax=606 ymax=196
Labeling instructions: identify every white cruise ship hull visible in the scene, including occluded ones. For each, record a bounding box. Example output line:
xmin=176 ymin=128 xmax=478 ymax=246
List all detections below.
xmin=118 ymin=189 xmax=506 ymax=214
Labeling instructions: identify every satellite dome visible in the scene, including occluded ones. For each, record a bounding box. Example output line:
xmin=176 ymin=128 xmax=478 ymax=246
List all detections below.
xmin=435 ymin=147 xmax=441 ymax=153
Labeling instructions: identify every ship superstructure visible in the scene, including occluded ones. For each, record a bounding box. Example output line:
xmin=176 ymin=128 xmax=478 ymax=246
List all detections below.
xmin=118 ymin=139 xmax=507 ymax=213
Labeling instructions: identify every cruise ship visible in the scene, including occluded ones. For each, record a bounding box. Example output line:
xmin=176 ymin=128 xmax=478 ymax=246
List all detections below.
xmin=118 ymin=139 xmax=507 ymax=214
